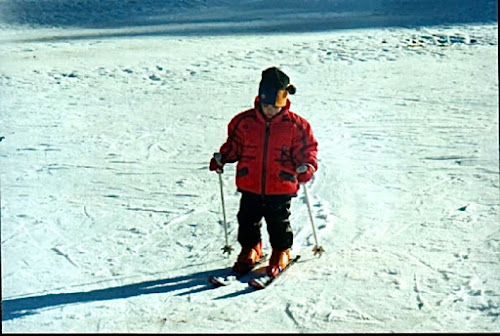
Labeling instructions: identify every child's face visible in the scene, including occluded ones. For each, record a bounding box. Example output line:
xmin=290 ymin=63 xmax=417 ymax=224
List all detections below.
xmin=261 ymin=103 xmax=282 ymax=119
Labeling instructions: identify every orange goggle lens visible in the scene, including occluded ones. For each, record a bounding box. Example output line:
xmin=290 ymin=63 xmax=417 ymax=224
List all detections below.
xmin=274 ymin=89 xmax=288 ymax=107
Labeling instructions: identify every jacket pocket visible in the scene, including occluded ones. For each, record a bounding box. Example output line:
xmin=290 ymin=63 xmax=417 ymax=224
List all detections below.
xmin=237 ymin=167 xmax=249 ymax=177
xmin=279 ymin=171 xmax=296 ymax=182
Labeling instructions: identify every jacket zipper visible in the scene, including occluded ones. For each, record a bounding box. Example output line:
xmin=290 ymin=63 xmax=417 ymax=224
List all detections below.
xmin=261 ymin=121 xmax=271 ymax=196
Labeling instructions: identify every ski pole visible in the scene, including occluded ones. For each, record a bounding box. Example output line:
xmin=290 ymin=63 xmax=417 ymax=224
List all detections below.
xmin=214 ymin=153 xmax=233 ymax=256
xmin=297 ymin=165 xmax=325 ymax=257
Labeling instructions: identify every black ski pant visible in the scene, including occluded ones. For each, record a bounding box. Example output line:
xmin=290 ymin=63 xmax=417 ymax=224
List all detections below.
xmin=237 ymin=191 xmax=293 ymax=251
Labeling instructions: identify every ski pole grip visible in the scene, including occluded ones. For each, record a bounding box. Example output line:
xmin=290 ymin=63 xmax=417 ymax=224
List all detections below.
xmin=213 ymin=152 xmax=223 ymax=166
xmin=213 ymin=152 xmax=224 ymax=174
xmin=296 ymin=164 xmax=308 ymax=174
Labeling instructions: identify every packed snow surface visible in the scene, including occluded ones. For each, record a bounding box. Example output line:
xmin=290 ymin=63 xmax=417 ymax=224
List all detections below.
xmin=1 ymin=0 xmax=498 ymax=333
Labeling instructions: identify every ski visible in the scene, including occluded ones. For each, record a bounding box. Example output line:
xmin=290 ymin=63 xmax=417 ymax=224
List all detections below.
xmin=208 ymin=255 xmax=268 ymax=287
xmin=248 ymin=255 xmax=301 ymax=290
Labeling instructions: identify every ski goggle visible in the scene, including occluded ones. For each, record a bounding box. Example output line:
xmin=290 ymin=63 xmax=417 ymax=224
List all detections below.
xmin=259 ymin=85 xmax=296 ymax=107
xmin=273 ymin=89 xmax=289 ymax=107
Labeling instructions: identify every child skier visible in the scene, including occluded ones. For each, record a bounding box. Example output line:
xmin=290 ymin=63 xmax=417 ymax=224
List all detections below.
xmin=210 ymin=66 xmax=318 ymax=277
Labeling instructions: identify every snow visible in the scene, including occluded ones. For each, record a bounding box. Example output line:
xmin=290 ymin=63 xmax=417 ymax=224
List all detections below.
xmin=1 ymin=0 xmax=498 ymax=333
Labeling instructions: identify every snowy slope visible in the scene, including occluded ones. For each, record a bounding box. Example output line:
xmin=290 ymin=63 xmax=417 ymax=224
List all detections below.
xmin=1 ymin=0 xmax=499 ymax=333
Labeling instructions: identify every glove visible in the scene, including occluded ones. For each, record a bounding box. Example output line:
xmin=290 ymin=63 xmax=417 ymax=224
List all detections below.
xmin=209 ymin=158 xmax=224 ymax=173
xmin=209 ymin=153 xmax=224 ymax=173
xmin=297 ymin=164 xmax=315 ymax=183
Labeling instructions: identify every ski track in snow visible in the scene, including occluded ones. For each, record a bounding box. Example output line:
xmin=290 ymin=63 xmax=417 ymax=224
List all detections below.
xmin=1 ymin=6 xmax=499 ymax=333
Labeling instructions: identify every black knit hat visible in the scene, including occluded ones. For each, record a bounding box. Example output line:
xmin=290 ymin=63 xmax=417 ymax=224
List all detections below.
xmin=258 ymin=67 xmax=296 ymax=106
xmin=260 ymin=67 xmax=289 ymax=90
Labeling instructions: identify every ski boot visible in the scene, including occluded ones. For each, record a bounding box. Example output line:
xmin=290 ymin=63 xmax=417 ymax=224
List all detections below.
xmin=232 ymin=241 xmax=264 ymax=274
xmin=267 ymin=249 xmax=291 ymax=277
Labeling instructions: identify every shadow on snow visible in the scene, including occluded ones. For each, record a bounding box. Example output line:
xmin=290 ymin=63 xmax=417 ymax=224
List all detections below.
xmin=2 ymin=256 xmax=315 ymax=320
xmin=1 ymin=266 xmax=229 ymax=321
xmin=0 ymin=0 xmax=497 ymax=42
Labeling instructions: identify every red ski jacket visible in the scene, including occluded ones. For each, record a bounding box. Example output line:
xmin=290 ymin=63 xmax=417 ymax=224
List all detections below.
xmin=218 ymin=97 xmax=318 ymax=196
